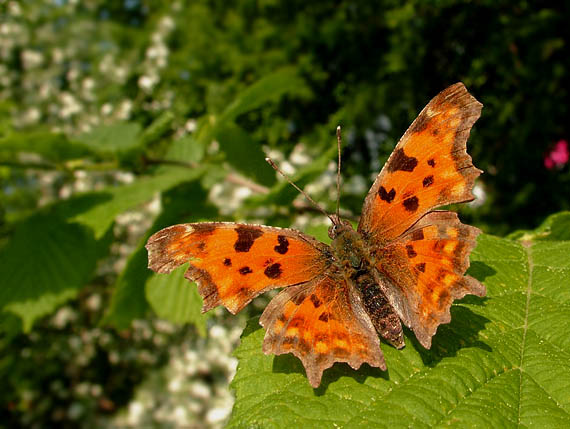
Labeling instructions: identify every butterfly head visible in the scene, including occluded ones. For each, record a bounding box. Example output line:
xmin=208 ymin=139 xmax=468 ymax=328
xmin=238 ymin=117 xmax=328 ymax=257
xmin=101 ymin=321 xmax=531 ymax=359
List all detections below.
xmin=328 ymin=215 xmax=353 ymax=239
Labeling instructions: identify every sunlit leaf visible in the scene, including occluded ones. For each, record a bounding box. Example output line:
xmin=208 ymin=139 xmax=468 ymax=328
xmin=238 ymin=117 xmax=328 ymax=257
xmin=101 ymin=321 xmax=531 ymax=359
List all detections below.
xmin=76 ymin=122 xmax=142 ymax=154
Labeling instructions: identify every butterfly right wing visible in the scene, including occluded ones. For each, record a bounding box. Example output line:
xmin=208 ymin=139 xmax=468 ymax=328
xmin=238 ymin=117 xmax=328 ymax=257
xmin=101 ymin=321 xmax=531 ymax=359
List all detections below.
xmin=261 ymin=273 xmax=385 ymax=388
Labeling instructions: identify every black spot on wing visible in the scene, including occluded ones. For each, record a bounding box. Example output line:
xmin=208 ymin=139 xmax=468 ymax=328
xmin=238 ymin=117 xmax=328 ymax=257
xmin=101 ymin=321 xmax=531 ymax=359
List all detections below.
xmin=318 ymin=312 xmax=330 ymax=322
xmin=234 ymin=226 xmax=263 ymax=252
xmin=274 ymin=235 xmax=289 ymax=254
xmin=239 ymin=266 xmax=253 ymax=275
xmin=223 ymin=258 xmax=232 ymax=266
xmin=378 ymin=186 xmax=396 ymax=203
xmin=264 ymin=263 xmax=283 ymax=279
xmin=416 ymin=262 xmax=426 ymax=272
xmin=403 ymin=196 xmax=419 ymax=212
xmin=427 ymin=158 xmax=436 ymax=167
xmin=406 ymin=245 xmax=417 ymax=258
xmin=423 ymin=175 xmax=434 ymax=188
xmin=387 ymin=149 xmax=418 ymax=173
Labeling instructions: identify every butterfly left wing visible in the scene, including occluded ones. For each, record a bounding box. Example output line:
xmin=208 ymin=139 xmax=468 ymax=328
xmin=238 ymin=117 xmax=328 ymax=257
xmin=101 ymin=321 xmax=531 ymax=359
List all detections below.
xmin=146 ymin=222 xmax=332 ymax=314
xmin=374 ymin=211 xmax=486 ymax=348
xmin=260 ymin=274 xmax=385 ymax=388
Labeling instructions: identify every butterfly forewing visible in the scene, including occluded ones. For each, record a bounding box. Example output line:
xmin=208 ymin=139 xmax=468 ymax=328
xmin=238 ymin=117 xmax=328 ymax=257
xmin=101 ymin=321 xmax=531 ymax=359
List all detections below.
xmin=146 ymin=222 xmax=332 ymax=314
xmin=358 ymin=83 xmax=483 ymax=243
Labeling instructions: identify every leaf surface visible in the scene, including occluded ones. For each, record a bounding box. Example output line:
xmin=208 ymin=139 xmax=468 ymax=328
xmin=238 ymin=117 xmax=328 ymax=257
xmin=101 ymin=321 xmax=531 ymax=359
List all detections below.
xmin=228 ymin=213 xmax=570 ymax=428
xmin=0 ymin=214 xmax=98 ymax=331
xmin=146 ymin=264 xmax=207 ymax=335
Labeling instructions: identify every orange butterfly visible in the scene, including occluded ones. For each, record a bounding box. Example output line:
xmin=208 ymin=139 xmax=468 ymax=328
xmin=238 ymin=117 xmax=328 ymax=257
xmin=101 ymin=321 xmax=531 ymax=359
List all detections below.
xmin=146 ymin=83 xmax=486 ymax=388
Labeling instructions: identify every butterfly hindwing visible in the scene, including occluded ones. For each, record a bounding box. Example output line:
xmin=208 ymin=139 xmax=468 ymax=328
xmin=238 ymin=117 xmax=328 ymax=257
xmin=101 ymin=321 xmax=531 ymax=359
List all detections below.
xmin=260 ymin=274 xmax=385 ymax=388
xmin=374 ymin=211 xmax=486 ymax=348
xmin=146 ymin=222 xmax=332 ymax=314
xmin=358 ymin=83 xmax=483 ymax=243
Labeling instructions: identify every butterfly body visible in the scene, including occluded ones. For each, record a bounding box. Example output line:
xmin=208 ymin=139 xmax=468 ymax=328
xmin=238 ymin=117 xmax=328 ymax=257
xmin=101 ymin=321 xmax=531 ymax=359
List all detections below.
xmin=329 ymin=221 xmax=405 ymax=348
xmin=146 ymin=82 xmax=486 ymax=388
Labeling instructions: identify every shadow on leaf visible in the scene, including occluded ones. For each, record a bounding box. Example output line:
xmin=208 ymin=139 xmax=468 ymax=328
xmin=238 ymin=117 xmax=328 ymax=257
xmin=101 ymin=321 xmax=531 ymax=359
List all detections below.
xmin=271 ymin=353 xmax=389 ymax=395
xmin=467 ymin=260 xmax=497 ymax=283
xmin=409 ymin=304 xmax=492 ymax=368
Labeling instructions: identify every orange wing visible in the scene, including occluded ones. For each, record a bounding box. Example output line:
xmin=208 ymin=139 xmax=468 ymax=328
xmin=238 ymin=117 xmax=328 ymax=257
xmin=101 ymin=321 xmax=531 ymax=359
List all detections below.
xmin=374 ymin=211 xmax=486 ymax=348
xmin=146 ymin=222 xmax=332 ymax=314
xmin=260 ymin=274 xmax=385 ymax=388
xmin=358 ymin=83 xmax=482 ymax=243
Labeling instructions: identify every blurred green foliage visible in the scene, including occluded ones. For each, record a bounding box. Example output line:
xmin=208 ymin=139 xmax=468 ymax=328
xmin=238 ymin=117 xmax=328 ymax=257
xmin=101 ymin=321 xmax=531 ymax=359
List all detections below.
xmin=1 ymin=0 xmax=569 ymax=426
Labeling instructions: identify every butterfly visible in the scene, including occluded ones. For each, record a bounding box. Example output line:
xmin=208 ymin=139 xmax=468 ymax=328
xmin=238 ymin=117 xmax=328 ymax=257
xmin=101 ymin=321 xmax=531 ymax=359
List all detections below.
xmin=146 ymin=82 xmax=486 ymax=388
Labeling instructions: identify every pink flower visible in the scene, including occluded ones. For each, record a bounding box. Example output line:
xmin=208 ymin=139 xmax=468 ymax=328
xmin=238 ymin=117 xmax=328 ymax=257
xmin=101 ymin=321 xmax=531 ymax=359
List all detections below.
xmin=544 ymin=139 xmax=569 ymax=169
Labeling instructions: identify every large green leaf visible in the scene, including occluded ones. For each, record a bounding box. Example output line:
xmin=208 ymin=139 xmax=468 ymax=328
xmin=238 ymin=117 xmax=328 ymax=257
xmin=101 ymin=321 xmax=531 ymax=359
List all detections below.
xmin=146 ymin=264 xmax=207 ymax=336
xmin=0 ymin=214 xmax=98 ymax=331
xmin=228 ymin=214 xmax=570 ymax=428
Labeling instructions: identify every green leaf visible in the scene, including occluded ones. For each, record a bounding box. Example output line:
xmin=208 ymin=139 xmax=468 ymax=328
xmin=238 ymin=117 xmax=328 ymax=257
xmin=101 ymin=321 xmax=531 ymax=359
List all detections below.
xmin=146 ymin=264 xmax=207 ymax=336
xmin=162 ymin=135 xmax=206 ymax=166
xmin=508 ymin=211 xmax=570 ymax=242
xmin=228 ymin=220 xmax=570 ymax=427
xmin=218 ymin=67 xmax=305 ymax=125
xmin=215 ymin=123 xmax=276 ymax=186
xmin=0 ymin=214 xmax=98 ymax=331
xmin=68 ymin=167 xmax=205 ymax=239
xmin=139 ymin=111 xmax=175 ymax=148
xmin=76 ymin=122 xmax=142 ymax=154
xmin=0 ymin=131 xmax=93 ymax=163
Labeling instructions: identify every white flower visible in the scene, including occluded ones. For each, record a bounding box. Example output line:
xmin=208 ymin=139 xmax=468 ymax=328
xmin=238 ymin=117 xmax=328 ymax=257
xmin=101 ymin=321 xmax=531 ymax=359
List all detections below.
xmin=116 ymin=99 xmax=133 ymax=120
xmin=21 ymin=50 xmax=44 ymax=69
xmin=138 ymin=74 xmax=158 ymax=91
xmin=101 ymin=103 xmax=113 ymax=115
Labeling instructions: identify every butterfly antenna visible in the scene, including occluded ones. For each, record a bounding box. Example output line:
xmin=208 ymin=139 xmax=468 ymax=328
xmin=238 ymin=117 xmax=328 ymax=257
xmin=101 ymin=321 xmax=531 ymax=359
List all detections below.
xmin=265 ymin=157 xmax=337 ymax=224
xmin=336 ymin=125 xmax=342 ymax=220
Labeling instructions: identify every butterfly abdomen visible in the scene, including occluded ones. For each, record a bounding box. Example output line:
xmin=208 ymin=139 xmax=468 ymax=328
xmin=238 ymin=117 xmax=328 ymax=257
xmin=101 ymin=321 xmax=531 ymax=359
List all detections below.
xmin=351 ymin=268 xmax=405 ymax=349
